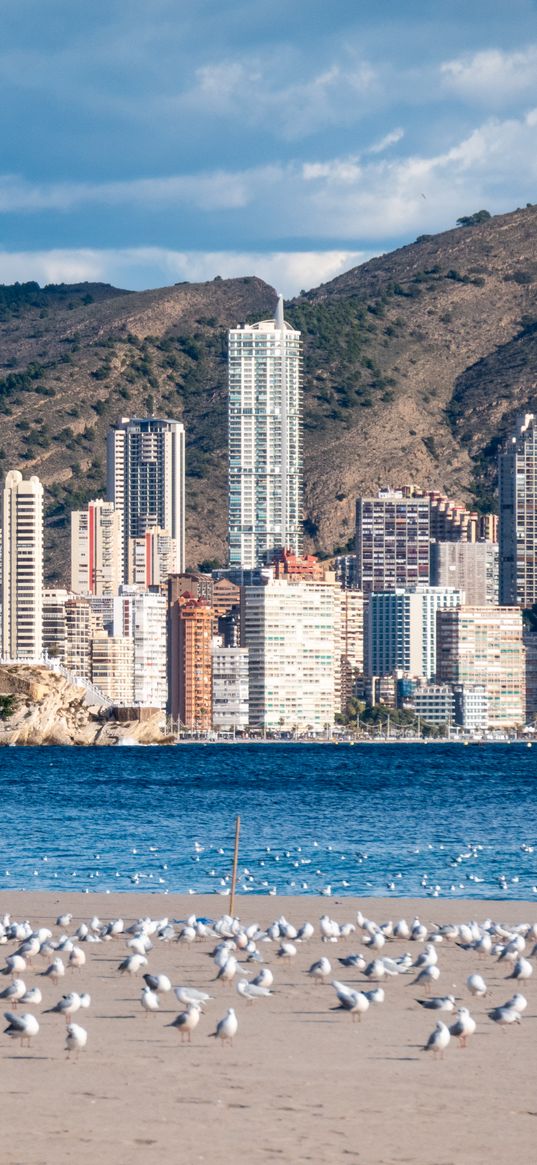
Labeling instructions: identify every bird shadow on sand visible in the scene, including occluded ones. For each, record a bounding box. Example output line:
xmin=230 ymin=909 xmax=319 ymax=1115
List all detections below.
xmin=5 ymin=1054 xmax=50 ymax=1061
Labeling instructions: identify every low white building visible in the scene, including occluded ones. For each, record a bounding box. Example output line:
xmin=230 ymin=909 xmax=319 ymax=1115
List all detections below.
xmin=211 ymin=639 xmax=249 ymax=732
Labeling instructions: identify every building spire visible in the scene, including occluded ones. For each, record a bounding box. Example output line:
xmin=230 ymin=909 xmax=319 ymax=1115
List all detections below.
xmin=275 ymin=293 xmax=285 ymax=330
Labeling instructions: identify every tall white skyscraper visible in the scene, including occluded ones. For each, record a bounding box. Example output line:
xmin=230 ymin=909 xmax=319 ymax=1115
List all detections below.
xmin=107 ymin=417 xmax=185 ymax=580
xmin=228 ymin=296 xmax=303 ymax=568
xmin=1 ymin=470 xmax=44 ymax=660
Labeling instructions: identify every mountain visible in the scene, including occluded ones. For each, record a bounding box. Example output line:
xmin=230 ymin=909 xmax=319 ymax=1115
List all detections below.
xmin=0 ymin=204 xmax=536 ymax=579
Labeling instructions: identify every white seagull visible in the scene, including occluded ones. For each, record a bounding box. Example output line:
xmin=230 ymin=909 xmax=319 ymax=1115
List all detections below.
xmin=423 ymin=1021 xmax=450 ymax=1059
xmin=167 ymin=1003 xmax=201 ymax=1043
xmin=65 ymin=1023 xmax=88 ymax=1058
xmin=209 ymin=1007 xmax=238 ymax=1046
xmin=3 ymin=1011 xmax=39 ymax=1047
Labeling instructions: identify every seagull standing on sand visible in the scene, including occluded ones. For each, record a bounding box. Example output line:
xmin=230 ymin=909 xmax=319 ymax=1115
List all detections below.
xmin=307 ymin=958 xmax=332 ymax=984
xmin=209 ymin=1007 xmax=238 ymax=1046
xmin=449 ymin=1007 xmax=476 ymax=1048
xmin=140 ymin=987 xmax=160 ymax=1017
xmin=0 ymin=979 xmax=26 ymax=1007
xmin=44 ymin=992 xmax=83 ymax=1024
xmin=41 ymin=958 xmax=65 ymax=985
xmin=167 ymin=1003 xmax=201 ymax=1042
xmin=507 ymin=957 xmax=533 ymax=981
xmin=330 ymin=981 xmax=370 ymax=1022
xmin=65 ymin=1024 xmax=87 ymax=1058
xmin=466 ymin=973 xmax=487 ymax=998
xmin=174 ymin=986 xmax=213 ymax=1009
xmin=236 ymin=979 xmax=272 ymax=1003
xmin=3 ymin=1011 xmax=39 ymax=1048
xmin=423 ymin=1021 xmax=450 ymax=1059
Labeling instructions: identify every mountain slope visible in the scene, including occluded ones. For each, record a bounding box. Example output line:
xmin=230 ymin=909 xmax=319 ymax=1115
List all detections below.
xmin=0 ymin=204 xmax=536 ymax=578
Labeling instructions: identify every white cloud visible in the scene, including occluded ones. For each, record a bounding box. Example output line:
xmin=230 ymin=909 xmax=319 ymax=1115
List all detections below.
xmin=367 ymin=128 xmax=405 ymax=154
xmin=441 ymin=46 xmax=537 ymax=105
xmin=0 ymin=247 xmax=373 ymax=298
xmin=177 ymin=54 xmax=379 ymax=140
xmin=0 ymin=107 xmax=536 ymax=244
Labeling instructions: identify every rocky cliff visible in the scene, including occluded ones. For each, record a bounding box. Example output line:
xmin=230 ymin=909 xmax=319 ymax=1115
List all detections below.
xmin=0 ymin=665 xmax=167 ymax=746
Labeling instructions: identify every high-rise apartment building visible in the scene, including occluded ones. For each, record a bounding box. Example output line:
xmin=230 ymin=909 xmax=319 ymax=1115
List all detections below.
xmin=436 ymin=606 xmax=525 ymax=728
xmin=90 ymin=631 xmax=135 ymax=705
xmin=402 ymin=485 xmax=498 ymax=543
xmin=430 ymin=541 xmax=498 ymax=605
xmin=228 ymin=296 xmax=303 ymax=568
xmin=168 ymin=596 xmax=213 ymax=730
xmin=240 ymin=574 xmax=339 ymax=732
xmin=499 ymin=413 xmax=537 ymax=606
xmin=337 ymin=589 xmax=364 ymax=712
xmin=71 ymin=499 xmax=122 ymax=596
xmin=355 ymin=492 xmax=430 ymax=594
xmin=107 ymin=417 xmax=185 ymax=580
xmin=1 ymin=471 xmax=44 ymax=661
xmin=211 ymin=640 xmax=249 ymax=732
xmin=128 ymin=527 xmax=177 ymax=588
xmin=113 ymin=587 xmax=168 ymax=708
xmin=365 ymin=586 xmax=462 ymax=680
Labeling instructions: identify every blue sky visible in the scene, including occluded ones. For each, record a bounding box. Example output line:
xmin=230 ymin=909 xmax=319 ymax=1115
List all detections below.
xmin=1 ymin=0 xmax=537 ymax=294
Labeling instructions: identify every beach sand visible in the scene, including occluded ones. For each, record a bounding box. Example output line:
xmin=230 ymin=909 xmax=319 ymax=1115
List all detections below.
xmin=1 ymin=891 xmax=536 ymax=1165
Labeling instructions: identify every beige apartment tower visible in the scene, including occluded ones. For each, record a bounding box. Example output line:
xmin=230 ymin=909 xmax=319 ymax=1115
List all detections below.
xmin=71 ymin=499 xmax=122 ymax=596
xmin=1 ymin=470 xmax=44 ymax=661
xmin=436 ymin=606 xmax=525 ymax=728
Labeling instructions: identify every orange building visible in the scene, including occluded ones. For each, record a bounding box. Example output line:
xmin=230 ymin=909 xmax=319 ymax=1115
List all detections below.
xmin=271 ymin=547 xmax=326 ymax=580
xmin=168 ymin=593 xmax=213 ymax=730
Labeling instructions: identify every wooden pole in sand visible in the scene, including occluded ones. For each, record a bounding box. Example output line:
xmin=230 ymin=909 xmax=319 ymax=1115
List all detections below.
xmin=229 ymin=815 xmax=241 ymax=917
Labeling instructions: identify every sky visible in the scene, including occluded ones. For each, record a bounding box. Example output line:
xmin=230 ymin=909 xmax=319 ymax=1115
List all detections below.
xmin=1 ymin=0 xmax=537 ymax=295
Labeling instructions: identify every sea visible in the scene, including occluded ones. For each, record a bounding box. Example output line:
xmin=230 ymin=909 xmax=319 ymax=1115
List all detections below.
xmin=2 ymin=742 xmax=537 ymax=900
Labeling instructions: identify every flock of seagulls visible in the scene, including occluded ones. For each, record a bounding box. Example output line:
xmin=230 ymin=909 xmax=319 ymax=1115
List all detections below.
xmin=0 ymin=904 xmax=535 ymax=1062
xmin=6 ymin=837 xmax=537 ymax=899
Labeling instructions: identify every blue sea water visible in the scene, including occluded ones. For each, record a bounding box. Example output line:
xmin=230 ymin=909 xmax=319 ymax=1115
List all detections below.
xmin=1 ymin=743 xmax=537 ymax=899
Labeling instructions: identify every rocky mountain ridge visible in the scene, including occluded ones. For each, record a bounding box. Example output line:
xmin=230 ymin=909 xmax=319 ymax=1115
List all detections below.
xmin=0 ymin=204 xmax=536 ymax=575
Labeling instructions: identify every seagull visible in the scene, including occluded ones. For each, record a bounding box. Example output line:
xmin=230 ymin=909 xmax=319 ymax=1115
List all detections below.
xmin=416 ymin=995 xmax=456 ymax=1012
xmin=409 ymin=965 xmax=440 ymax=992
xmin=505 ymin=993 xmax=527 ymax=1013
xmin=1 ymin=955 xmax=26 ymax=977
xmin=174 ymin=986 xmax=213 ymax=1009
xmin=488 ymin=1004 xmax=522 ymax=1027
xmin=44 ymin=992 xmax=82 ymax=1024
xmin=338 ymin=954 xmax=366 ymax=971
xmin=276 ymin=942 xmax=297 ymax=960
xmin=422 ymin=1021 xmax=450 ymax=1059
xmin=140 ymin=987 xmax=159 ymax=1016
xmin=364 ymin=987 xmax=385 ymax=1005
xmin=466 ymin=973 xmax=487 ymax=998
xmin=251 ymin=968 xmax=273 ymax=989
xmin=20 ymin=987 xmax=42 ymax=1006
xmin=143 ymin=973 xmax=172 ymax=994
xmin=330 ymin=981 xmax=370 ymax=1022
xmin=236 ymin=979 xmax=272 ymax=1003
xmin=40 ymin=958 xmax=65 ymax=985
xmin=117 ymin=954 xmax=148 ymax=975
xmin=65 ymin=1023 xmax=88 ymax=1058
xmin=167 ymin=1003 xmax=201 ymax=1043
xmin=507 ymin=957 xmax=533 ymax=981
xmin=215 ymin=955 xmax=238 ymax=985
xmin=3 ymin=1011 xmax=39 ymax=1048
xmin=56 ymin=913 xmax=73 ymax=928
xmin=209 ymin=1007 xmax=238 ymax=1045
xmin=363 ymin=959 xmax=388 ymax=981
xmin=307 ymin=957 xmax=331 ymax=984
xmin=0 ymin=979 xmax=26 ymax=1007
xmin=449 ymin=1007 xmax=476 ymax=1049
xmin=68 ymin=946 xmax=86 ymax=971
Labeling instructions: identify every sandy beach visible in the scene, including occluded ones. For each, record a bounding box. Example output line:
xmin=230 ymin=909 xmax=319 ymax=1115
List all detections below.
xmin=1 ymin=891 xmax=536 ymax=1165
